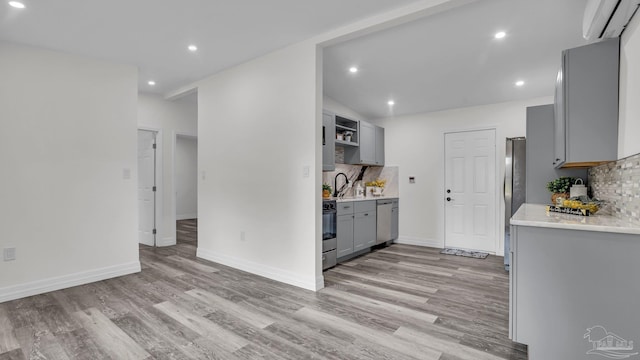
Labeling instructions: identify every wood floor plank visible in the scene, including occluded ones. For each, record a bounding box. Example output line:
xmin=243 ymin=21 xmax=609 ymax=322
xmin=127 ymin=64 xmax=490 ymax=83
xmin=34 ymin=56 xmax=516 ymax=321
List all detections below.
xmin=394 ymin=326 xmax=504 ymax=360
xmin=72 ymin=308 xmax=151 ymax=360
xmin=165 ymin=255 xmax=219 ymax=273
xmin=0 ymin=307 xmax=20 ymax=354
xmin=319 ymin=287 xmax=438 ymax=324
xmin=185 ymin=288 xmax=275 ymax=329
xmin=153 ymin=301 xmax=249 ymax=353
xmin=294 ymin=306 xmax=442 ymax=360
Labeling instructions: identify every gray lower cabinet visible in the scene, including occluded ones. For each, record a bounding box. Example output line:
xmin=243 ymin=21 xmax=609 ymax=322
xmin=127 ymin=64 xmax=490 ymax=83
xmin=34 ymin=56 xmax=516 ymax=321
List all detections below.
xmin=391 ymin=204 xmax=399 ymax=240
xmin=554 ymin=37 xmax=619 ymax=168
xmin=322 ymin=111 xmax=336 ymax=171
xmin=353 ymin=201 xmax=377 ymax=252
xmin=337 ymin=214 xmax=354 ymax=258
xmin=336 ymin=200 xmax=377 ymax=259
xmin=510 ymin=224 xmax=640 ymax=359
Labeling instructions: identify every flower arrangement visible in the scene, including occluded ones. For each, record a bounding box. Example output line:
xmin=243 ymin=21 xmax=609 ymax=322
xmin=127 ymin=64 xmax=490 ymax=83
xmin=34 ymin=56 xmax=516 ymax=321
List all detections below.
xmin=365 ymin=179 xmax=386 ymax=196
xmin=365 ymin=179 xmax=386 ymax=188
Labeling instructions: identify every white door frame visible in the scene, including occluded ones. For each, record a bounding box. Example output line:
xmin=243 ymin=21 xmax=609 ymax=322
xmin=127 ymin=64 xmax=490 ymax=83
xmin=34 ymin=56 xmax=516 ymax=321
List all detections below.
xmin=173 ymin=132 xmax=198 ymax=224
xmin=443 ymin=126 xmax=501 ymax=254
xmin=138 ymin=126 xmax=163 ymax=246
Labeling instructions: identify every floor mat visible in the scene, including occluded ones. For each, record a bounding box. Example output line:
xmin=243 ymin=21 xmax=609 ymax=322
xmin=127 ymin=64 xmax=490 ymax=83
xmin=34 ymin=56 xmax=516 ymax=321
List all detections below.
xmin=440 ymin=248 xmax=489 ymax=259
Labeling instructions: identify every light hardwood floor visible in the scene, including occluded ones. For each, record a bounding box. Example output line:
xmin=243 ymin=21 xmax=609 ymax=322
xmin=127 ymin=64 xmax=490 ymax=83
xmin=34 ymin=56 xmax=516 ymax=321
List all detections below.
xmin=0 ymin=219 xmax=527 ymax=359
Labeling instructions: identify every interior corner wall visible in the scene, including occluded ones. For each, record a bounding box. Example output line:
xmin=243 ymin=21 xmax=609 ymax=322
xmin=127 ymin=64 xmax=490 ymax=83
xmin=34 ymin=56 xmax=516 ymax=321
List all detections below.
xmin=0 ymin=42 xmax=139 ymax=302
xmin=197 ymin=41 xmax=322 ymax=291
xmin=176 ymin=136 xmax=198 ymax=220
xmin=619 ymin=13 xmax=640 ymax=158
xmin=371 ymin=97 xmax=553 ymax=255
xmin=137 ymin=93 xmax=197 ymax=246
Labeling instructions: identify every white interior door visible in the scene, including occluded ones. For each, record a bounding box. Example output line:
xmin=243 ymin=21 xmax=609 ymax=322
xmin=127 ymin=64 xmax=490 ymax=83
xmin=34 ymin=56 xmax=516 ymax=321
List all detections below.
xmin=444 ymin=129 xmax=496 ymax=252
xmin=138 ymin=130 xmax=156 ymax=246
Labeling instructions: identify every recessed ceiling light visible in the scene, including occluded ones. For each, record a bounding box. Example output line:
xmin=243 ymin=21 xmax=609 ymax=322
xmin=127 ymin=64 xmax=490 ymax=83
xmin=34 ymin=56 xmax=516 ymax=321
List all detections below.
xmin=387 ymin=100 xmax=395 ymax=106
xmin=349 ymin=67 xmax=358 ymax=73
xmin=515 ymin=80 xmax=525 ymax=87
xmin=188 ymin=45 xmax=198 ymax=52
xmin=148 ymin=80 xmax=156 ymax=86
xmin=8 ymin=1 xmax=25 ymax=8
xmin=494 ymin=31 xmax=506 ymax=39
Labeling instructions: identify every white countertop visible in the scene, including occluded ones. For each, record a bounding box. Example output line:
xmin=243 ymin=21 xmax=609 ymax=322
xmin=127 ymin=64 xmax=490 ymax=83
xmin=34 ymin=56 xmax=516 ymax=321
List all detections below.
xmin=511 ymin=203 xmax=640 ymax=235
xmin=330 ymin=196 xmax=398 ymax=203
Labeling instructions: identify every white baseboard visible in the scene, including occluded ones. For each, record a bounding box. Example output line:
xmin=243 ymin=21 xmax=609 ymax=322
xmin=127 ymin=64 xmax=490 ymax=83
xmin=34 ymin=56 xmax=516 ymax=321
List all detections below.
xmin=156 ymin=236 xmax=176 ymax=247
xmin=176 ymin=213 xmax=197 ymax=221
xmin=0 ymin=261 xmax=141 ymax=303
xmin=395 ymin=236 xmax=443 ymax=248
xmin=196 ymin=248 xmax=321 ymax=292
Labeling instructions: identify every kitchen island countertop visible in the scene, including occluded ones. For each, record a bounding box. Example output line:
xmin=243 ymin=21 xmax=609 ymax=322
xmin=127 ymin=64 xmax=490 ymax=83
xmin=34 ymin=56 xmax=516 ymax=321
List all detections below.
xmin=511 ymin=203 xmax=640 ymax=235
xmin=331 ymin=196 xmax=398 ymax=203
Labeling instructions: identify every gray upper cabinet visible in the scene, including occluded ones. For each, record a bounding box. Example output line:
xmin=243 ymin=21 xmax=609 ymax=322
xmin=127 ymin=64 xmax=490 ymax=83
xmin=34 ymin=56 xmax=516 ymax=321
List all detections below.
xmin=375 ymin=126 xmax=385 ymax=166
xmin=526 ymin=105 xmax=588 ymax=204
xmin=322 ymin=111 xmax=336 ymax=171
xmin=554 ymin=38 xmax=619 ymax=168
xmin=344 ymin=120 xmax=384 ymax=166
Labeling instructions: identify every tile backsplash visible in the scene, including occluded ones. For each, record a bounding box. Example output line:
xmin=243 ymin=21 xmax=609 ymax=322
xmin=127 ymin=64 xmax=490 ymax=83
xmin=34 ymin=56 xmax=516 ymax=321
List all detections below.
xmin=588 ymin=153 xmax=640 ymax=224
xmin=323 ymin=164 xmax=399 ymax=198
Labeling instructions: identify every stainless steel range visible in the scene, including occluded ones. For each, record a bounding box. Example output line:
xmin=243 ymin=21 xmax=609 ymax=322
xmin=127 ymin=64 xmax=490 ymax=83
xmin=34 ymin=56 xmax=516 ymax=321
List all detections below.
xmin=322 ymin=199 xmax=337 ymax=270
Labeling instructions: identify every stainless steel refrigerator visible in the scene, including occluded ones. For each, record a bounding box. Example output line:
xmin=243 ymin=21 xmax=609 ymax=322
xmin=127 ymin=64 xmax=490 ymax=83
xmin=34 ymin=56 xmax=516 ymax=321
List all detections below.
xmin=504 ymin=137 xmax=526 ymax=271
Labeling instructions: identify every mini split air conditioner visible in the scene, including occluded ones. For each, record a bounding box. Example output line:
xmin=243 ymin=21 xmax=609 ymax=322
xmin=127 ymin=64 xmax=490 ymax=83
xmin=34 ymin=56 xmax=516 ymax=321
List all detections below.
xmin=583 ymin=0 xmax=640 ymax=40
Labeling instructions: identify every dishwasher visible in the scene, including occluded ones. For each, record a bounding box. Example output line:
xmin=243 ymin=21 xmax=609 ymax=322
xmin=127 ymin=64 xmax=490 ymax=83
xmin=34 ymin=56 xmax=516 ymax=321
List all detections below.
xmin=376 ymin=198 xmax=399 ymax=244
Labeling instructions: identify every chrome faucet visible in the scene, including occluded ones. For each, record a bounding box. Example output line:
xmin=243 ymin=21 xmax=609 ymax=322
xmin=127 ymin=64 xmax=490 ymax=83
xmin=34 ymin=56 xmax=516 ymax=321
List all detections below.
xmin=334 ymin=172 xmax=349 ymax=197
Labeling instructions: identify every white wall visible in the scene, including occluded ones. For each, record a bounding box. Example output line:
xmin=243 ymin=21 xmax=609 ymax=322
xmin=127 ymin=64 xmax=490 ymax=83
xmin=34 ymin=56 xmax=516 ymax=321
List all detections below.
xmin=618 ymin=13 xmax=640 ymax=158
xmin=197 ymin=41 xmax=322 ymax=291
xmin=176 ymin=136 xmax=198 ymax=220
xmin=372 ymin=97 xmax=553 ymax=255
xmin=0 ymin=42 xmax=139 ymax=302
xmin=138 ymin=93 xmax=197 ymax=246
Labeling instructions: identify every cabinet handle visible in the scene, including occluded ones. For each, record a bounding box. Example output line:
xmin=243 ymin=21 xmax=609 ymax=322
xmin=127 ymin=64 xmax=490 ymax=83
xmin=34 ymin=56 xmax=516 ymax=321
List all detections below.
xmin=364 ymin=213 xmax=369 ymax=216
xmin=344 ymin=206 xmax=351 ymax=209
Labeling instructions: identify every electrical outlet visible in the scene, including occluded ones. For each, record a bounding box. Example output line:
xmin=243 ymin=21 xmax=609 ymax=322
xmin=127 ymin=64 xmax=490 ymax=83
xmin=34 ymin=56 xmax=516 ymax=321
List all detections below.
xmin=240 ymin=231 xmax=246 ymax=241
xmin=123 ymin=168 xmax=131 ymax=180
xmin=4 ymin=248 xmax=16 ymax=261
xmin=201 ymin=171 xmax=207 ymax=180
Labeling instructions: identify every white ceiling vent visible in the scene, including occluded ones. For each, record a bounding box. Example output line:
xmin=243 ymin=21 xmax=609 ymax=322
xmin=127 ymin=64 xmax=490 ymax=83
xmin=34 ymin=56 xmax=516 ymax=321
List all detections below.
xmin=583 ymin=0 xmax=640 ymax=40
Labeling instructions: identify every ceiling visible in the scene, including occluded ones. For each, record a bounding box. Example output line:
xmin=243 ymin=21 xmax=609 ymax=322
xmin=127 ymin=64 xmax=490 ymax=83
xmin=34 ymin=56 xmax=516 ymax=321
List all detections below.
xmin=0 ymin=0 xmax=423 ymax=94
xmin=323 ymin=0 xmax=591 ymax=119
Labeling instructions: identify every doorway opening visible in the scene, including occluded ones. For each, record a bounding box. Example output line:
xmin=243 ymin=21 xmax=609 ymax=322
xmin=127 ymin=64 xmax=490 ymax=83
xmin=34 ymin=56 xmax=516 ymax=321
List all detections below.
xmin=444 ymin=128 xmax=498 ymax=253
xmin=175 ymin=134 xmax=198 ymax=247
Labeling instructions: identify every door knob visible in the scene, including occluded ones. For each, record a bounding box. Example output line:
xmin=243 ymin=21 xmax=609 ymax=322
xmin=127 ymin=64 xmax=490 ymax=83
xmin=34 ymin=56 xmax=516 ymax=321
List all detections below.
xmin=446 ymin=189 xmax=451 ymax=193
xmin=446 ymin=197 xmax=452 ymax=202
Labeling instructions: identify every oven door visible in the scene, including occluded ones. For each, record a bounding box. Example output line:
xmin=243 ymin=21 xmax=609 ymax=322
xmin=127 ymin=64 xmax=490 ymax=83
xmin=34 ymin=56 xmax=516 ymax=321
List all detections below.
xmin=322 ymin=209 xmax=337 ymax=241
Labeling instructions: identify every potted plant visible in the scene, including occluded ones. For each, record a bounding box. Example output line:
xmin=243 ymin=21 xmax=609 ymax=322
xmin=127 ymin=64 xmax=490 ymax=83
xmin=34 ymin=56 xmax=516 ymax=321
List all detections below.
xmin=322 ymin=183 xmax=332 ymax=198
xmin=546 ymin=176 xmax=576 ymax=204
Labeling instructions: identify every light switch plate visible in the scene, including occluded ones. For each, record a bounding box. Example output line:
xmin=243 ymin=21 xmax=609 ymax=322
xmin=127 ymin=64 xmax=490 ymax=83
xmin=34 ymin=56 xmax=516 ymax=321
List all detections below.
xmin=409 ymin=176 xmax=416 ymax=184
xmin=303 ymin=165 xmax=310 ymax=178
xmin=123 ymin=168 xmax=131 ymax=180
xmin=4 ymin=248 xmax=16 ymax=261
